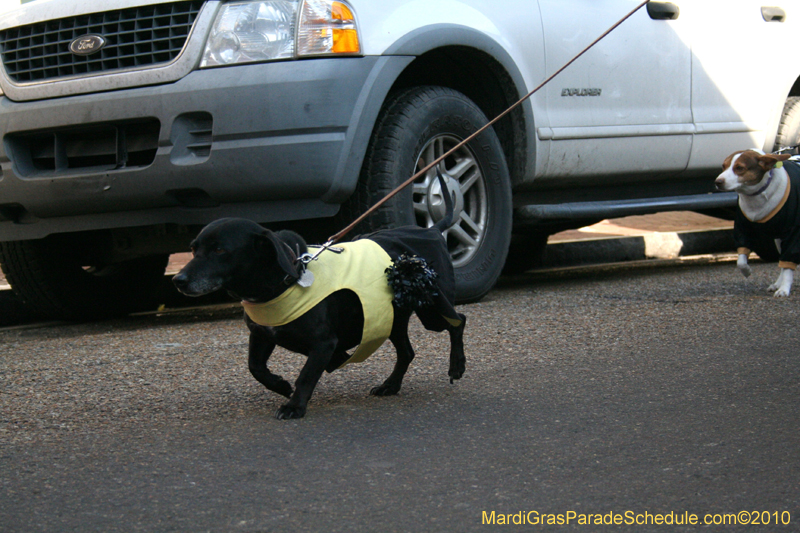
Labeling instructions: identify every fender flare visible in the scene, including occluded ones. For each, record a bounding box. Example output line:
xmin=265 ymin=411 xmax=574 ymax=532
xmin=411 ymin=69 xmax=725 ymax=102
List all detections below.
xmin=324 ymin=24 xmax=537 ymax=204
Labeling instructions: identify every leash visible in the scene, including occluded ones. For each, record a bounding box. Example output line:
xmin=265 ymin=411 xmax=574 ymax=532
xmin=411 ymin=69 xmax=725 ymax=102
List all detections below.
xmin=775 ymin=144 xmax=800 ymax=155
xmin=305 ymin=0 xmax=652 ymax=263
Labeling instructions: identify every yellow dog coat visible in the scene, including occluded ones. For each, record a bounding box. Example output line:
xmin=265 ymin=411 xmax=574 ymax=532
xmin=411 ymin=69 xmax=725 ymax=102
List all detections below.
xmin=241 ymin=240 xmax=395 ymax=367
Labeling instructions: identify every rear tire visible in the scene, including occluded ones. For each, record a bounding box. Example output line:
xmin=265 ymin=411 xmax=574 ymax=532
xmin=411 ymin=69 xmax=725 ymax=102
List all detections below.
xmin=341 ymin=86 xmax=512 ymax=303
xmin=773 ymin=96 xmax=800 ymax=152
xmin=754 ymin=96 xmax=800 ymax=263
xmin=0 ymin=237 xmax=168 ymax=320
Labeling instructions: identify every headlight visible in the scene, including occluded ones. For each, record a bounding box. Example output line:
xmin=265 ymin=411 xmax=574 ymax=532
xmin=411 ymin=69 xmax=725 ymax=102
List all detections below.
xmin=201 ymin=0 xmax=360 ymax=68
xmin=201 ymin=1 xmax=297 ymax=67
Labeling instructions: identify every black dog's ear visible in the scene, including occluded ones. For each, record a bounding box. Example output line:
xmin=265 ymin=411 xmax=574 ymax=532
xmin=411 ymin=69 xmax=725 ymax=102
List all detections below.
xmin=258 ymin=231 xmax=299 ymax=281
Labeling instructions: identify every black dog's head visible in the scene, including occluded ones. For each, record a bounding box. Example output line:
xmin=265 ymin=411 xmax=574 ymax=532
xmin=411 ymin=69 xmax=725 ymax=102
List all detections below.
xmin=172 ymin=218 xmax=306 ymax=301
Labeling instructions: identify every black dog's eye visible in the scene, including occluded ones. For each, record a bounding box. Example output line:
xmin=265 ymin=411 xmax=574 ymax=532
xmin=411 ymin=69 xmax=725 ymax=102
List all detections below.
xmin=190 ymin=246 xmax=197 ymax=257
xmin=213 ymin=247 xmax=226 ymax=255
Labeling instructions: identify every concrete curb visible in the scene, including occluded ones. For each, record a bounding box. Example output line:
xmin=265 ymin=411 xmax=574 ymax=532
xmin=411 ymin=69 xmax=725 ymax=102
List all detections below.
xmin=540 ymin=228 xmax=735 ymax=269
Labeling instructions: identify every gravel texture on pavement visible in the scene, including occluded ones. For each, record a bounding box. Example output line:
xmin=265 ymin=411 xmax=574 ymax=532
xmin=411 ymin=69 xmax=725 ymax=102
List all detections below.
xmin=0 ymin=258 xmax=794 ymax=445
xmin=1 ymin=258 xmax=798 ymax=532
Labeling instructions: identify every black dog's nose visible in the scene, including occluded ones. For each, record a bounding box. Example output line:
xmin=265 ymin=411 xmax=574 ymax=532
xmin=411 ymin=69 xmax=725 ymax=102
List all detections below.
xmin=172 ymin=272 xmax=189 ymax=289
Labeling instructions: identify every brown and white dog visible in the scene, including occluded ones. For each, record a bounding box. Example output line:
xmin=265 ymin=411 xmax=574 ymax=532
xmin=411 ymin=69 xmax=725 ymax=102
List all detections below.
xmin=715 ymin=149 xmax=800 ymax=297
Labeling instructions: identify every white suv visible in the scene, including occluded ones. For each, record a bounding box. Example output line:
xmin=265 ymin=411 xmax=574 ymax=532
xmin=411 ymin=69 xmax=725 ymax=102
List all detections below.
xmin=0 ymin=0 xmax=798 ymax=319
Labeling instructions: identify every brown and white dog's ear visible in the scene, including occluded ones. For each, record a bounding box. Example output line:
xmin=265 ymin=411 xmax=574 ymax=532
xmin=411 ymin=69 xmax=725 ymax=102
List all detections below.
xmin=257 ymin=231 xmax=299 ymax=281
xmin=757 ymin=152 xmax=791 ymax=171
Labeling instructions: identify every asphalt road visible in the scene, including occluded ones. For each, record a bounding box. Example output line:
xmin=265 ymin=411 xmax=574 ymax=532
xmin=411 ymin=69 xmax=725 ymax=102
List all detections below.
xmin=1 ymin=258 xmax=798 ymax=532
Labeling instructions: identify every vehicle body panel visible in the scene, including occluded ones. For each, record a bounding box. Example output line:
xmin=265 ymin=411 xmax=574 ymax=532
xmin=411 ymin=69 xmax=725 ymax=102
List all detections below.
xmin=0 ymin=0 xmax=797 ymax=243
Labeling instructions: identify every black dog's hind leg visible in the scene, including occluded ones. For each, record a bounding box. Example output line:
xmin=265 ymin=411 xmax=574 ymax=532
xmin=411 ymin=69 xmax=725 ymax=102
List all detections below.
xmin=325 ymin=349 xmax=352 ymax=373
xmin=247 ymin=318 xmax=293 ymax=399
xmin=371 ymin=309 xmax=415 ymax=396
xmin=447 ymin=313 xmax=467 ymax=383
xmin=276 ymin=339 xmax=337 ymax=420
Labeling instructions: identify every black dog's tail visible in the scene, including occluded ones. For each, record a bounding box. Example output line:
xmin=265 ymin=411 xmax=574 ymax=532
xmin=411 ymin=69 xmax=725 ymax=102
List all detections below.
xmin=433 ymin=167 xmax=455 ymax=231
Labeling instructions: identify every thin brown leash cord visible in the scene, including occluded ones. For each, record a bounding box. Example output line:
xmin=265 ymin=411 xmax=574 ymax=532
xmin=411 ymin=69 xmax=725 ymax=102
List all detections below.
xmin=312 ymin=0 xmax=651 ymax=259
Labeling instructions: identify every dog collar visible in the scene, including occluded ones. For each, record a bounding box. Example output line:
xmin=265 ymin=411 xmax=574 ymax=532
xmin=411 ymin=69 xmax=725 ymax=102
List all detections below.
xmin=280 ymin=242 xmax=302 ymax=286
xmin=745 ymin=169 xmax=775 ymax=197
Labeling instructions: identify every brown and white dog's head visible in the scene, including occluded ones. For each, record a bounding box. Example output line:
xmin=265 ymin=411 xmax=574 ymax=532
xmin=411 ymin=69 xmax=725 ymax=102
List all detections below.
xmin=715 ymin=150 xmax=791 ymax=192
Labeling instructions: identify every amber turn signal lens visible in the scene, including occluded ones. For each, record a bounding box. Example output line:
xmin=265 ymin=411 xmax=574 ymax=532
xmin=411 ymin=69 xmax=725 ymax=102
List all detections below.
xmin=332 ymin=2 xmax=360 ymax=53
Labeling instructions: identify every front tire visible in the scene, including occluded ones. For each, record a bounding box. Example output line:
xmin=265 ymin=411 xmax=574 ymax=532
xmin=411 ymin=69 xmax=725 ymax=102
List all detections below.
xmin=0 ymin=237 xmax=168 ymax=320
xmin=344 ymin=86 xmax=512 ymax=302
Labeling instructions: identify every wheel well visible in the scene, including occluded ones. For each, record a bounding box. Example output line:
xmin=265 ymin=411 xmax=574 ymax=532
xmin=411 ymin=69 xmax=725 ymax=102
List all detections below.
xmin=790 ymin=76 xmax=800 ymax=97
xmin=388 ymin=46 xmax=527 ymax=185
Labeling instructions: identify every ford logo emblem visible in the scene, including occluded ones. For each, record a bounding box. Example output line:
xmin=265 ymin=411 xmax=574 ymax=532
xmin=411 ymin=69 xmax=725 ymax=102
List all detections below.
xmin=69 ymin=34 xmax=107 ymax=56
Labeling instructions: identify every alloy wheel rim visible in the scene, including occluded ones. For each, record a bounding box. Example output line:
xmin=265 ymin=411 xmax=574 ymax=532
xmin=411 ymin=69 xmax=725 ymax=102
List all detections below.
xmin=413 ymin=134 xmax=488 ymax=268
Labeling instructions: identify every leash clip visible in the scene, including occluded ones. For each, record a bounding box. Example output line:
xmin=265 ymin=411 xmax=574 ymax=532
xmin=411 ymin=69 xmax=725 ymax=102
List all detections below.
xmin=294 ymin=241 xmax=345 ymax=286
xmin=293 ymin=251 xmax=316 ymax=288
xmin=301 ymin=241 xmax=343 ymax=264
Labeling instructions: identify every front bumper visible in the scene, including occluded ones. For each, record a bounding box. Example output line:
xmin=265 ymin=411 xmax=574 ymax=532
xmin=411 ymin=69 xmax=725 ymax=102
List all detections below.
xmin=0 ymin=55 xmax=410 ymax=241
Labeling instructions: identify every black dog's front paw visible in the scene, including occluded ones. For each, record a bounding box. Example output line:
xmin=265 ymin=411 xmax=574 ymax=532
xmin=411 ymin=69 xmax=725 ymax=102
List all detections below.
xmin=272 ymin=380 xmax=293 ymax=399
xmin=370 ymin=382 xmax=401 ymax=396
xmin=275 ymin=404 xmax=306 ymax=420
xmin=448 ymin=355 xmax=466 ymax=383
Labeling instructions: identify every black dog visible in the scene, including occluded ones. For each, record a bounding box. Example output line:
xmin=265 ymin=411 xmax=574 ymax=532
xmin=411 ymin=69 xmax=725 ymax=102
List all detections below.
xmin=173 ymin=174 xmax=466 ymax=419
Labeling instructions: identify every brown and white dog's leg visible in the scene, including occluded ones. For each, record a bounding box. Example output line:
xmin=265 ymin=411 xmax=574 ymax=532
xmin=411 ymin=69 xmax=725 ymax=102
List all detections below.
xmin=769 ymin=268 xmax=794 ymax=297
xmin=737 ymin=248 xmax=752 ymax=277
xmin=766 ymin=240 xmax=794 ymax=297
